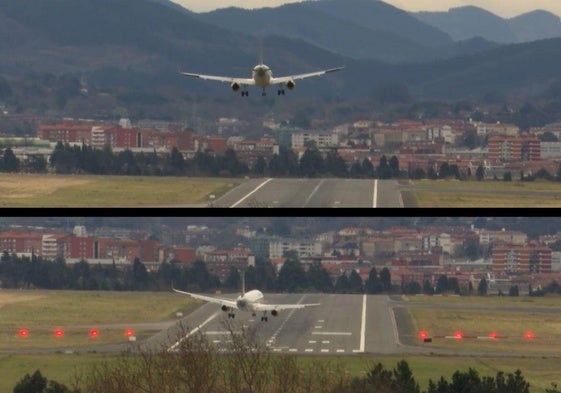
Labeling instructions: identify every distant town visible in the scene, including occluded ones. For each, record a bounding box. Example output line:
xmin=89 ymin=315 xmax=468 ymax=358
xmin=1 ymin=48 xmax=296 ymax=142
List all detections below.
xmin=2 ymin=218 xmax=561 ymax=295
xmin=1 ymin=112 xmax=561 ymax=180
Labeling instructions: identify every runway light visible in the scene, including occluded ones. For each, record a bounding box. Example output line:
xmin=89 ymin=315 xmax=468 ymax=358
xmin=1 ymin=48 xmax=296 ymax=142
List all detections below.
xmin=524 ymin=331 xmax=534 ymax=340
xmin=489 ymin=331 xmax=498 ymax=339
xmin=125 ymin=329 xmax=134 ymax=338
xmin=54 ymin=328 xmax=64 ymax=338
xmin=89 ymin=329 xmax=99 ymax=338
xmin=418 ymin=330 xmax=429 ymax=340
xmin=453 ymin=330 xmax=463 ymax=339
xmin=18 ymin=328 xmax=29 ymax=338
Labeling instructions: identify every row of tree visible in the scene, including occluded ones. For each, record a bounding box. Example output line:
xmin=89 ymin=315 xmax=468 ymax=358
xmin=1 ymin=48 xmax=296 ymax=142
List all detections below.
xmin=0 ymin=251 xmax=393 ymax=294
xmin=4 ymin=142 xmax=561 ymax=182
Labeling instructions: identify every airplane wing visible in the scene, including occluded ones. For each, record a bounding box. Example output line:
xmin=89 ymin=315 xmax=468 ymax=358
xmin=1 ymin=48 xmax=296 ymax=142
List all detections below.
xmin=271 ymin=67 xmax=343 ymax=85
xmin=172 ymin=287 xmax=238 ymax=309
xmin=252 ymin=302 xmax=320 ymax=311
xmin=180 ymin=72 xmax=255 ymax=86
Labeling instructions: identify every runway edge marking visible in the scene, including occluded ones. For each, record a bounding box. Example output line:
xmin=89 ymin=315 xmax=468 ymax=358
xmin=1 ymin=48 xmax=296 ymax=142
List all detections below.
xmin=360 ymin=294 xmax=367 ymax=352
xmin=230 ymin=178 xmax=273 ymax=207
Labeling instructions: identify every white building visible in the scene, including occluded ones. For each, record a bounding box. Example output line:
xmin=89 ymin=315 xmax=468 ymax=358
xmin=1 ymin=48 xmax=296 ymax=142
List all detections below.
xmin=291 ymin=132 xmax=339 ymax=148
xmin=269 ymin=239 xmax=323 ymax=259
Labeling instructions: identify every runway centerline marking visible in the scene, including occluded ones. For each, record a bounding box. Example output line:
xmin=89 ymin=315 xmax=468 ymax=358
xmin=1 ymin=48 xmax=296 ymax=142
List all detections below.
xmin=360 ymin=294 xmax=367 ymax=352
xmin=230 ymin=178 xmax=273 ymax=207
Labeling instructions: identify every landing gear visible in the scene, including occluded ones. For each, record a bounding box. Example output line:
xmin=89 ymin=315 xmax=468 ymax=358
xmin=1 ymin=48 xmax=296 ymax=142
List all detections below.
xmin=277 ymin=89 xmax=285 ymax=95
xmin=241 ymin=91 xmax=249 ymax=97
xmin=261 ymin=311 xmax=268 ymax=322
xmin=228 ymin=313 xmax=236 ymax=319
xmin=261 ymin=90 xmax=267 ymax=96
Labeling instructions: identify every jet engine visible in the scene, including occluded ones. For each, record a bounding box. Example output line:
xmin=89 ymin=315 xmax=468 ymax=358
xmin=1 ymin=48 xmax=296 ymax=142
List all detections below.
xmin=271 ymin=309 xmax=280 ymax=317
xmin=231 ymin=82 xmax=241 ymax=92
xmin=286 ymin=80 xmax=296 ymax=90
xmin=221 ymin=305 xmax=232 ymax=312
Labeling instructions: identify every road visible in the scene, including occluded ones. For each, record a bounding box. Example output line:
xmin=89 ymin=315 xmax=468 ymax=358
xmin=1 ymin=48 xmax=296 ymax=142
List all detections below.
xmin=211 ymin=178 xmax=403 ymax=208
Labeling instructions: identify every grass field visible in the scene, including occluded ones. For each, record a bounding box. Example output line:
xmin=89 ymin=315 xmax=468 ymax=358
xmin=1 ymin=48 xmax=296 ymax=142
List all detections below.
xmin=0 ymin=173 xmax=241 ymax=206
xmin=410 ymin=179 xmax=561 ymax=207
xmin=405 ymin=294 xmax=561 ymax=354
xmin=1 ymin=292 xmax=561 ymax=392
xmin=0 ymin=290 xmax=198 ymax=349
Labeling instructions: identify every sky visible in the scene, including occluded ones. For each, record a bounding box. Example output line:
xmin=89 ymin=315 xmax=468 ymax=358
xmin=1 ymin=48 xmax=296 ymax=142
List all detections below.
xmin=170 ymin=0 xmax=561 ymax=18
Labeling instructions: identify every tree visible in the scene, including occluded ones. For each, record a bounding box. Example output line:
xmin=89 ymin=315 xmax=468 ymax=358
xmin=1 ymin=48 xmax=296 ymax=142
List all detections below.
xmin=435 ymin=275 xmax=448 ymax=294
xmin=13 ymin=370 xmax=47 ymax=393
xmin=389 ymin=155 xmax=400 ymax=177
xmin=423 ymin=279 xmax=434 ymax=295
xmin=299 ymin=147 xmax=325 ymax=177
xmin=253 ymin=156 xmax=267 ymax=176
xmin=438 ymin=162 xmax=450 ymax=179
xmin=348 ymin=270 xmax=363 ymax=293
xmin=306 ymin=261 xmax=333 ymax=292
xmin=509 ymin=285 xmax=519 ymax=296
xmin=277 ymin=257 xmax=307 ymax=292
xmin=335 ymin=273 xmax=350 ymax=293
xmin=1 ymin=147 xmax=20 ymax=172
xmin=476 ymin=165 xmax=485 ymax=181
xmin=366 ymin=267 xmax=383 ymax=294
xmin=377 ymin=155 xmax=392 ymax=179
xmin=362 ymin=157 xmax=375 ymax=178
xmin=379 ymin=267 xmax=392 ymax=292
xmin=478 ymin=278 xmax=488 ymax=296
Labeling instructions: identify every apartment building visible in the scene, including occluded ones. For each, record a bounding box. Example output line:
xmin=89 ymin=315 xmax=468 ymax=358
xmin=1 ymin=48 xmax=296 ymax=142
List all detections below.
xmin=492 ymin=243 xmax=552 ymax=274
xmin=488 ymin=135 xmax=540 ymax=163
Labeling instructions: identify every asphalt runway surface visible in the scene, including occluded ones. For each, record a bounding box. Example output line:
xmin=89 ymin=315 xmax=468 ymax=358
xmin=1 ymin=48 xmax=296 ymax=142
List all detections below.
xmin=211 ymin=178 xmax=403 ymax=207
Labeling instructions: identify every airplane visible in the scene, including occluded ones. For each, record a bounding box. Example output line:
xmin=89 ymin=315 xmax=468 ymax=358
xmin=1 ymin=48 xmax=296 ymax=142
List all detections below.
xmin=172 ymin=274 xmax=319 ymax=322
xmin=180 ymin=55 xmax=343 ymax=97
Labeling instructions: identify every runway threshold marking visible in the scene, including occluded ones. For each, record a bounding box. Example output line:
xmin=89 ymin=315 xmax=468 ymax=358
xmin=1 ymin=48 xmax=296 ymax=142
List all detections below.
xmin=312 ymin=332 xmax=352 ymax=336
xmin=168 ymin=311 xmax=220 ymax=351
xmin=360 ymin=294 xmax=367 ymax=352
xmin=230 ymin=178 xmax=273 ymax=207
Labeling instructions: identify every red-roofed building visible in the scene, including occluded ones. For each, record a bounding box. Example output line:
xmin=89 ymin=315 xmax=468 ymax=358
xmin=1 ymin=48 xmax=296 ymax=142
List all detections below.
xmin=0 ymin=231 xmax=43 ymax=256
xmin=492 ymin=243 xmax=552 ymax=275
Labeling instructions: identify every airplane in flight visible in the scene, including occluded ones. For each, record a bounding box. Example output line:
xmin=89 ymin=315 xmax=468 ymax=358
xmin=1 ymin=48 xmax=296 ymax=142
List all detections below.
xmin=180 ymin=57 xmax=343 ymax=97
xmin=172 ymin=275 xmax=319 ymax=322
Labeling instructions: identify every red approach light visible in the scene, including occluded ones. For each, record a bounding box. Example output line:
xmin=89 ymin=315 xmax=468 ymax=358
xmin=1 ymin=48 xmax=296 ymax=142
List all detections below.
xmin=489 ymin=331 xmax=499 ymax=339
xmin=18 ymin=328 xmax=29 ymax=338
xmin=125 ymin=329 xmax=134 ymax=338
xmin=89 ymin=329 xmax=99 ymax=338
xmin=453 ymin=330 xmax=463 ymax=339
xmin=524 ymin=331 xmax=535 ymax=340
xmin=54 ymin=328 xmax=64 ymax=338
xmin=418 ymin=331 xmax=429 ymax=340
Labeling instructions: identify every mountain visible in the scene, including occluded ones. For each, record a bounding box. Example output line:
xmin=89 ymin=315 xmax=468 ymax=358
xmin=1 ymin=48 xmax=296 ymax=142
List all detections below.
xmin=509 ymin=10 xmax=561 ymax=42
xmin=414 ymin=6 xmax=561 ymax=44
xmin=196 ymin=2 xmax=437 ymax=63
xmin=1 ymin=0 xmax=561 ymax=102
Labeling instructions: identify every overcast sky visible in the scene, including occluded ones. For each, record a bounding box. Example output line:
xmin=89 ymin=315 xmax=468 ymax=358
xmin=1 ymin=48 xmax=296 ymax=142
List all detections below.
xmin=170 ymin=0 xmax=561 ymax=17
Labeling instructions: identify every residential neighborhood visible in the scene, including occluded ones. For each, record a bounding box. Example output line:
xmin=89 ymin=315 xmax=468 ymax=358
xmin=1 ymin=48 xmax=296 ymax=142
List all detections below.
xmin=4 ymin=112 xmax=561 ymax=180
xmin=1 ymin=218 xmax=560 ymax=295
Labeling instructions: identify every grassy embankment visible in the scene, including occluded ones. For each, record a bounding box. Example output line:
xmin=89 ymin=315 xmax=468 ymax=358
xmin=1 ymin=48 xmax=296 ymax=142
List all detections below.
xmin=411 ymin=179 xmax=561 ymax=207
xmin=0 ymin=173 xmax=241 ymax=207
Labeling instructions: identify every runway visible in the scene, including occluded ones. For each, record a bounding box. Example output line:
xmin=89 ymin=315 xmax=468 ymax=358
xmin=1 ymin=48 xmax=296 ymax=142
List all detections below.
xmin=143 ymin=294 xmax=406 ymax=355
xmin=211 ymin=178 xmax=403 ymax=207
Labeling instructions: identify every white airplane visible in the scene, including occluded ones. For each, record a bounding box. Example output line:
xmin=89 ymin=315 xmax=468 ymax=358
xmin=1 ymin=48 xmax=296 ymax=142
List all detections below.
xmin=180 ymin=57 xmax=343 ymax=97
xmin=172 ymin=276 xmax=319 ymax=322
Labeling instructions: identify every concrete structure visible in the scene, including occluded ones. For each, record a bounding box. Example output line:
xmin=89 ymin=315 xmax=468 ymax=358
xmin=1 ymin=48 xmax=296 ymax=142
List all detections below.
xmin=488 ymin=135 xmax=540 ymax=163
xmin=269 ymin=238 xmax=323 ymax=259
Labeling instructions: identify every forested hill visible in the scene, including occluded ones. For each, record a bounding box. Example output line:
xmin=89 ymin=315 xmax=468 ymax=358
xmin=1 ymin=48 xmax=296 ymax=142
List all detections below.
xmin=0 ymin=0 xmax=561 ymax=100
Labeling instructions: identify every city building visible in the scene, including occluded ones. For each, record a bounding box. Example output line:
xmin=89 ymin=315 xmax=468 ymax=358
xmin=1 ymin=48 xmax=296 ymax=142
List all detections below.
xmin=492 ymin=243 xmax=552 ymax=274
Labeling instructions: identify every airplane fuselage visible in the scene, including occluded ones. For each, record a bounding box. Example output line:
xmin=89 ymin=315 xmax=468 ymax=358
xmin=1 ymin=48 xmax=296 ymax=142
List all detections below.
xmin=252 ymin=64 xmax=272 ymax=87
xmin=235 ymin=289 xmax=264 ymax=312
